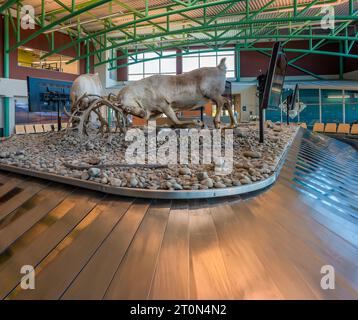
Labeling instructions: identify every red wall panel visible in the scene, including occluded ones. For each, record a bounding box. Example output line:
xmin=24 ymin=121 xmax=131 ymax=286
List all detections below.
xmin=240 ymin=41 xmax=341 ymax=77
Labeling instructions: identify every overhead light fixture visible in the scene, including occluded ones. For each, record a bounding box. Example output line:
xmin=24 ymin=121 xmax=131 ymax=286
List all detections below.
xmin=327 ymin=95 xmax=350 ymax=99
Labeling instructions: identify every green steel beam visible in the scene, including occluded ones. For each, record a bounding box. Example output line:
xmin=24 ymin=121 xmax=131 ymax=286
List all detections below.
xmin=9 ymin=0 xmax=113 ymax=51
xmin=235 ymin=44 xmax=240 ymax=81
xmin=3 ymin=13 xmax=10 ymax=137
xmin=37 ymin=0 xmax=337 ymax=39
xmin=91 ymin=31 xmax=358 ymax=68
xmin=289 ymin=17 xmax=357 ymax=64
xmin=0 ymin=0 xmax=17 ymax=14
xmin=255 ymin=48 xmax=324 ymax=80
xmin=296 ymin=0 xmax=320 ymax=17
xmin=66 ymin=16 xmax=358 ymax=65
xmin=39 ymin=0 xmax=243 ymax=58
xmin=243 ymin=47 xmax=358 ymax=59
xmin=86 ymin=39 xmax=90 ymax=73
xmin=34 ymin=0 xmax=348 ymax=60
xmin=339 ymin=41 xmax=344 ymax=80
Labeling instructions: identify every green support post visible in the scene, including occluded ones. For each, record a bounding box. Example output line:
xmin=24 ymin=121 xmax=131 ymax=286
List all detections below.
xmin=86 ymin=40 xmax=90 ymax=73
xmin=3 ymin=13 xmax=10 ymax=137
xmin=235 ymin=45 xmax=241 ymax=81
xmin=339 ymin=41 xmax=344 ymax=80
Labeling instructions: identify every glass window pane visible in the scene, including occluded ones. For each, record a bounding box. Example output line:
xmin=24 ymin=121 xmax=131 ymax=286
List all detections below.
xmin=161 ymin=57 xmax=176 ymax=73
xmin=199 ymin=50 xmax=216 ymax=57
xmin=162 ymin=50 xmax=176 ymax=57
xmin=223 ymin=55 xmax=235 ymax=71
xmin=322 ymin=104 xmax=343 ymax=123
xmin=218 ymin=50 xmax=235 ymax=56
xmin=321 ymin=89 xmax=343 ymax=104
xmin=128 ymin=74 xmax=144 ymax=81
xmin=129 ymin=58 xmax=144 ymax=75
xmin=299 ymin=89 xmax=319 ymax=104
xmin=266 ymin=106 xmax=282 ymax=123
xmin=345 ymin=90 xmax=358 ymax=104
xmin=183 ymin=57 xmax=199 ymax=72
xmin=345 ymin=90 xmax=358 ymax=124
xmin=226 ymin=71 xmax=235 ymax=78
xmin=144 ymin=53 xmax=160 ymax=74
xmin=200 ymin=56 xmax=217 ymax=67
xmin=299 ymin=104 xmax=320 ymax=128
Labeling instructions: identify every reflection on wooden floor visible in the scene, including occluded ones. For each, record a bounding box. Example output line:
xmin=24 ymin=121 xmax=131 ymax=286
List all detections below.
xmin=0 ymin=129 xmax=357 ymax=300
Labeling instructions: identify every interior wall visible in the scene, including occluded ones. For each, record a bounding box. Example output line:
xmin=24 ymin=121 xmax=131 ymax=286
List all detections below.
xmin=345 ymin=43 xmax=358 ymax=74
xmin=240 ymin=41 xmax=341 ymax=77
xmin=0 ymin=15 xmax=94 ymax=81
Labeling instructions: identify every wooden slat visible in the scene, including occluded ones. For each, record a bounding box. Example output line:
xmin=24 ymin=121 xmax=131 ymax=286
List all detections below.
xmin=0 ymin=191 xmax=103 ymax=299
xmin=188 ymin=206 xmax=234 ymax=299
xmin=149 ymin=201 xmax=190 ymax=300
xmin=12 ymin=197 xmax=133 ymax=300
xmin=61 ymin=200 xmax=150 ymax=300
xmin=0 ymin=172 xmax=11 ymax=184
xmin=0 ymin=184 xmax=73 ymax=253
xmin=0 ymin=177 xmax=25 ymax=198
xmin=0 ymin=180 xmax=49 ymax=221
xmin=104 ymin=201 xmax=171 ymax=300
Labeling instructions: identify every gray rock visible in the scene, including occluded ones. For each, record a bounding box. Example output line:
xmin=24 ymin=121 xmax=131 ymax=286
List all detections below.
xmin=201 ymin=178 xmax=214 ymax=188
xmin=172 ymin=182 xmax=183 ymax=190
xmin=130 ymin=176 xmax=139 ymax=187
xmin=214 ymin=182 xmax=226 ymax=188
xmin=197 ymin=171 xmax=209 ymax=181
xmin=81 ymin=172 xmax=90 ymax=180
xmin=240 ymin=177 xmax=252 ymax=185
xmin=179 ymin=167 xmax=191 ymax=175
xmin=233 ymin=180 xmax=241 ymax=186
xmin=88 ymin=167 xmax=101 ymax=177
xmin=109 ymin=178 xmax=122 ymax=187
xmin=243 ymin=151 xmax=262 ymax=158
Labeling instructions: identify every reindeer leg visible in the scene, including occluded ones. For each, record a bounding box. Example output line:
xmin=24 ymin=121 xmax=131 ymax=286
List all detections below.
xmin=223 ymin=97 xmax=237 ymax=129
xmin=163 ymin=106 xmax=202 ymax=127
xmin=212 ymin=97 xmax=223 ymax=129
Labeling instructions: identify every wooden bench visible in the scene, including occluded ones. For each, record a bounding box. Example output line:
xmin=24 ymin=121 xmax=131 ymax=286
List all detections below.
xmin=15 ymin=125 xmax=26 ymax=135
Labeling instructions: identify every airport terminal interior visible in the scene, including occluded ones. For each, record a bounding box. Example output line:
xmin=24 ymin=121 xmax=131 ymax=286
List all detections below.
xmin=0 ymin=0 xmax=357 ymax=300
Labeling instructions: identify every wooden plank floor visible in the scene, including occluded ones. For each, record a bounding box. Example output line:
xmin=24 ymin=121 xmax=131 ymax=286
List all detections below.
xmin=0 ymin=129 xmax=357 ymax=300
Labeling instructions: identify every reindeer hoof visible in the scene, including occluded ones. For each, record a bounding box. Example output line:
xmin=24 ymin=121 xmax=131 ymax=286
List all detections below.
xmin=192 ymin=120 xmax=203 ymax=127
xmin=223 ymin=123 xmax=238 ymax=130
xmin=214 ymin=122 xmax=221 ymax=129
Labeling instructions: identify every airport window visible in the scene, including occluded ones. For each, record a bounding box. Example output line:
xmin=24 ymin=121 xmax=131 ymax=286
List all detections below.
xmin=128 ymin=51 xmax=177 ymax=81
xmin=17 ymin=46 xmax=79 ymax=74
xmin=345 ymin=90 xmax=358 ymax=124
xmin=298 ymin=89 xmax=320 ymax=127
xmin=182 ymin=49 xmax=236 ymax=78
xmin=321 ymin=89 xmax=344 ymax=124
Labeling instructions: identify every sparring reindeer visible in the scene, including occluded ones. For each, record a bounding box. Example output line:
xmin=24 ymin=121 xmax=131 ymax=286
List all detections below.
xmin=117 ymin=58 xmax=237 ymax=129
